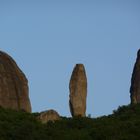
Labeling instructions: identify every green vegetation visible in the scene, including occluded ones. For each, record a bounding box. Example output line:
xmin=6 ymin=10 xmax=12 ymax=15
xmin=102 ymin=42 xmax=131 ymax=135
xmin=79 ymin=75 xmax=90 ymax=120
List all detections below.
xmin=0 ymin=104 xmax=140 ymax=140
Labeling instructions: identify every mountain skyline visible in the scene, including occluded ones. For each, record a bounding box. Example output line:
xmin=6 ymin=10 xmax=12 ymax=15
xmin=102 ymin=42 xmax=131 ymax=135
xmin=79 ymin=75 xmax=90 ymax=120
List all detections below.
xmin=0 ymin=0 xmax=140 ymax=117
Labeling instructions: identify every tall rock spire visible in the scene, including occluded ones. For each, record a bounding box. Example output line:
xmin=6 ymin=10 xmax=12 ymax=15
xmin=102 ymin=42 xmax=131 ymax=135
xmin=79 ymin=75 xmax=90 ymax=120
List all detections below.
xmin=130 ymin=49 xmax=140 ymax=104
xmin=0 ymin=51 xmax=32 ymax=112
xmin=69 ymin=64 xmax=87 ymax=117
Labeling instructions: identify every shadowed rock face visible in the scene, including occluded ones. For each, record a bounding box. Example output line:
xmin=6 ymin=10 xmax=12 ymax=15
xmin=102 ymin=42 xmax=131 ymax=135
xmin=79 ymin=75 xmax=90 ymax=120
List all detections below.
xmin=130 ymin=49 xmax=140 ymax=104
xmin=69 ymin=64 xmax=87 ymax=117
xmin=0 ymin=51 xmax=31 ymax=112
xmin=39 ymin=110 xmax=60 ymax=123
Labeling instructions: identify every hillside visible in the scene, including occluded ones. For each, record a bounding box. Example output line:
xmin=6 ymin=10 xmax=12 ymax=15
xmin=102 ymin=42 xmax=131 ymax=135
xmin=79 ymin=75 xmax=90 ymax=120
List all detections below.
xmin=0 ymin=104 xmax=140 ymax=140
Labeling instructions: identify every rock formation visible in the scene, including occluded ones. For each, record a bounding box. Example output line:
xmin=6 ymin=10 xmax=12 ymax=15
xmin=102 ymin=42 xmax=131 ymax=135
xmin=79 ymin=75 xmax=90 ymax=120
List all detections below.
xmin=69 ymin=64 xmax=87 ymax=117
xmin=130 ymin=49 xmax=140 ymax=104
xmin=38 ymin=110 xmax=60 ymax=123
xmin=0 ymin=51 xmax=31 ymax=112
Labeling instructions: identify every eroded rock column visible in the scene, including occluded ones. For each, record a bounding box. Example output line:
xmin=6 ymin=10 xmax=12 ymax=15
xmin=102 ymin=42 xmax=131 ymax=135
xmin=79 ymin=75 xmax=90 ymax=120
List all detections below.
xmin=69 ymin=64 xmax=87 ymax=117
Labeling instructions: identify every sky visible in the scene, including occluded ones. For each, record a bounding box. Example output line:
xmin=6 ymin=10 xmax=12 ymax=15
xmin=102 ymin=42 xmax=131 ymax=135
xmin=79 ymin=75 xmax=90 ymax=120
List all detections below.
xmin=0 ymin=0 xmax=140 ymax=117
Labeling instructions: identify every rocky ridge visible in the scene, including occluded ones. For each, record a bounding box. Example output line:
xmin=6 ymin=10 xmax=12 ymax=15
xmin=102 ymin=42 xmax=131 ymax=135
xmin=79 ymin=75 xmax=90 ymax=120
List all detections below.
xmin=0 ymin=49 xmax=140 ymax=123
xmin=38 ymin=109 xmax=60 ymax=123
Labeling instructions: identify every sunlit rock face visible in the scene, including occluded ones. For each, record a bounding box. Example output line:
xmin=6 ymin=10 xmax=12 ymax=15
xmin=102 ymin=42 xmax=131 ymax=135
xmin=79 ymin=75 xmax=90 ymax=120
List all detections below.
xmin=69 ymin=64 xmax=87 ymax=117
xmin=39 ymin=110 xmax=60 ymax=123
xmin=130 ymin=49 xmax=140 ymax=104
xmin=0 ymin=51 xmax=31 ymax=112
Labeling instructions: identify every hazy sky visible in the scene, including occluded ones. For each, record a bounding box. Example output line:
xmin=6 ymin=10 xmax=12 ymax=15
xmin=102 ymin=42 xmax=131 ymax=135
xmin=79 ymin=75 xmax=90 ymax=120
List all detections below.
xmin=0 ymin=0 xmax=140 ymax=117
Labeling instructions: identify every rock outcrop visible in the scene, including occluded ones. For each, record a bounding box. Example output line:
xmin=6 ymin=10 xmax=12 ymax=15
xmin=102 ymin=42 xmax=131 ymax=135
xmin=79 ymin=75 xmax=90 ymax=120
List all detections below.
xmin=69 ymin=64 xmax=87 ymax=117
xmin=0 ymin=51 xmax=31 ymax=112
xmin=38 ymin=110 xmax=60 ymax=123
xmin=130 ymin=49 xmax=140 ymax=104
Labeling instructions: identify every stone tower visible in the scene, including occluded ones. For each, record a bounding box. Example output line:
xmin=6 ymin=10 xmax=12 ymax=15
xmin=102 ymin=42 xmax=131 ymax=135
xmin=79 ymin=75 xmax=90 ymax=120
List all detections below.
xmin=130 ymin=49 xmax=140 ymax=104
xmin=0 ymin=51 xmax=31 ymax=112
xmin=69 ymin=64 xmax=87 ymax=117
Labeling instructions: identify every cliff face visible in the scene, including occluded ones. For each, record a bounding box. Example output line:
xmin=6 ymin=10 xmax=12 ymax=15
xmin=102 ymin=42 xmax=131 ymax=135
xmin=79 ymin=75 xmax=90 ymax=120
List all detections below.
xmin=130 ymin=49 xmax=140 ymax=104
xmin=0 ymin=51 xmax=31 ymax=112
xmin=69 ymin=64 xmax=87 ymax=117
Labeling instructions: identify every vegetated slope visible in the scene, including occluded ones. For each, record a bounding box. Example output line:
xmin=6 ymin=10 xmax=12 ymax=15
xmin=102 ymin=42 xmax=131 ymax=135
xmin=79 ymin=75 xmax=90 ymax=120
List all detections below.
xmin=0 ymin=104 xmax=140 ymax=140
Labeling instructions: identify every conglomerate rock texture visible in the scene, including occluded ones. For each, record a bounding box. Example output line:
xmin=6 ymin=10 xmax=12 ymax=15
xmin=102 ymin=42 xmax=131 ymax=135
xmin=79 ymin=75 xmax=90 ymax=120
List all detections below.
xmin=69 ymin=64 xmax=87 ymax=117
xmin=0 ymin=51 xmax=31 ymax=112
xmin=39 ymin=110 xmax=60 ymax=123
xmin=130 ymin=49 xmax=140 ymax=104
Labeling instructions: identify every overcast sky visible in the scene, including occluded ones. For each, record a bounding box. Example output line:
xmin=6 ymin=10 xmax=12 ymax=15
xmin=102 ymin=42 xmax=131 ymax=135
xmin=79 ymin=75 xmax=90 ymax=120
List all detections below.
xmin=0 ymin=0 xmax=140 ymax=117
